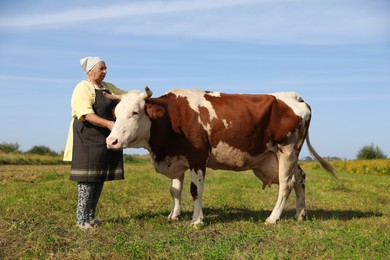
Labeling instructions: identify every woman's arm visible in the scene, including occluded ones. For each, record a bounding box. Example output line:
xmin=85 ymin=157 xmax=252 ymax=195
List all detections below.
xmin=84 ymin=113 xmax=115 ymax=130
xmin=103 ymin=82 xmax=127 ymax=95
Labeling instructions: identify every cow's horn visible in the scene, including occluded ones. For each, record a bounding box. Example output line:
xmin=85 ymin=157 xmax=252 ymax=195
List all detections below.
xmin=145 ymin=86 xmax=153 ymax=99
xmin=102 ymin=91 xmax=122 ymax=101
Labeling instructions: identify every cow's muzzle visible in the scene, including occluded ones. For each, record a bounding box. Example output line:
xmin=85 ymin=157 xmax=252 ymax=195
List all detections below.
xmin=106 ymin=137 xmax=123 ymax=150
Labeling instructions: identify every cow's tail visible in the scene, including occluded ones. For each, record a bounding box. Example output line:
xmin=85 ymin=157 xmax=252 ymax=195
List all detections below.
xmin=306 ymin=130 xmax=337 ymax=178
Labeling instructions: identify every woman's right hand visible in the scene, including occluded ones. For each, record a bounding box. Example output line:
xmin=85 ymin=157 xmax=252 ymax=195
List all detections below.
xmin=107 ymin=121 xmax=115 ymax=131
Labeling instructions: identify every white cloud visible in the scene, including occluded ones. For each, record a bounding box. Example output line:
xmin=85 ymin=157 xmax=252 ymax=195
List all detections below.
xmin=0 ymin=0 xmax=389 ymax=44
xmin=0 ymin=0 xmax=265 ymax=28
xmin=0 ymin=74 xmax=74 ymax=84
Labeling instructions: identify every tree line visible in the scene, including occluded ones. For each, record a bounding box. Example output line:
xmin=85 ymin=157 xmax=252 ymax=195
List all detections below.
xmin=0 ymin=142 xmax=59 ymax=156
xmin=0 ymin=142 xmax=387 ymax=160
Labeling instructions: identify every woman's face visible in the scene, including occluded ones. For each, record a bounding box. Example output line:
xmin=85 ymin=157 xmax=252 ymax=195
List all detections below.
xmin=88 ymin=62 xmax=107 ymax=83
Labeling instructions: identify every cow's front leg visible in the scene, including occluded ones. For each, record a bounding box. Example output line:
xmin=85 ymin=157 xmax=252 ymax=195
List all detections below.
xmin=190 ymin=169 xmax=205 ymax=225
xmin=168 ymin=174 xmax=184 ymax=220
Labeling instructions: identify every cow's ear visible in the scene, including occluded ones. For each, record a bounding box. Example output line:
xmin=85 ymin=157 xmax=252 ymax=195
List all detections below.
xmin=146 ymin=103 xmax=165 ymax=119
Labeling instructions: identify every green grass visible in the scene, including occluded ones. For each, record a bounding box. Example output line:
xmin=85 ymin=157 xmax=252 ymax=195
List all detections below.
xmin=0 ymin=159 xmax=389 ymax=259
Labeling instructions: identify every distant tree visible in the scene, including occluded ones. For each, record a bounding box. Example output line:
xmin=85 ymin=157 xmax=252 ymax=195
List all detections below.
xmin=356 ymin=143 xmax=387 ymax=160
xmin=123 ymin=154 xmax=135 ymax=163
xmin=301 ymin=156 xmax=314 ymax=162
xmin=0 ymin=142 xmax=21 ymax=153
xmin=26 ymin=145 xmax=58 ymax=156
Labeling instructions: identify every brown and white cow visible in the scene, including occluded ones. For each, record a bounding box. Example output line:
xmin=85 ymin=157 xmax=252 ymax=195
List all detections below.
xmin=105 ymin=87 xmax=335 ymax=224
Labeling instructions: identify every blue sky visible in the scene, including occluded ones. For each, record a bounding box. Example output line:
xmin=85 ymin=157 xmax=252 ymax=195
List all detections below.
xmin=0 ymin=0 xmax=389 ymax=159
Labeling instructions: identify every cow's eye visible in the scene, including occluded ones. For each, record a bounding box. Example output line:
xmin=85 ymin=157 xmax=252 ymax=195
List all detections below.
xmin=128 ymin=111 xmax=138 ymax=118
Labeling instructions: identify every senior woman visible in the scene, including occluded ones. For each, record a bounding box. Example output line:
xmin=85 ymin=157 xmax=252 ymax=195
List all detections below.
xmin=64 ymin=56 xmax=126 ymax=229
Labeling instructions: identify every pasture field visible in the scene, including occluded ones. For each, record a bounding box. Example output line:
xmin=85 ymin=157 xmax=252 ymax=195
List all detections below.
xmin=0 ymin=157 xmax=389 ymax=259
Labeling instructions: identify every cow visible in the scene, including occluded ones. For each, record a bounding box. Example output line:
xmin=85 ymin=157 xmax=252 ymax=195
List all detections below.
xmin=105 ymin=87 xmax=336 ymax=225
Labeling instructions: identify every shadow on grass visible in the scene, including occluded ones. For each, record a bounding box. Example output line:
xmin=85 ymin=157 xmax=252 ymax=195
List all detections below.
xmin=109 ymin=207 xmax=382 ymax=224
xmin=203 ymin=207 xmax=382 ymax=222
xmin=306 ymin=209 xmax=383 ymax=221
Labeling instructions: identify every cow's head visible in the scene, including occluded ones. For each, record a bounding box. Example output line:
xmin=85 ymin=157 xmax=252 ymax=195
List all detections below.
xmin=106 ymin=86 xmax=155 ymax=150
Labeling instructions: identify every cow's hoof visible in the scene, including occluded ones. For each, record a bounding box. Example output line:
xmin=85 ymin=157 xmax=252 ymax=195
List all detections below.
xmin=295 ymin=209 xmax=307 ymax=222
xmin=191 ymin=221 xmax=204 ymax=229
xmin=168 ymin=212 xmax=180 ymax=221
xmin=168 ymin=214 xmax=180 ymax=220
xmin=296 ymin=214 xmax=307 ymax=222
xmin=191 ymin=218 xmax=204 ymax=227
xmin=264 ymin=217 xmax=277 ymax=225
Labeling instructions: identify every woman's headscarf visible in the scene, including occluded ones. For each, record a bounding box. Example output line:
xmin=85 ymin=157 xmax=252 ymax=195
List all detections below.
xmin=80 ymin=56 xmax=103 ymax=75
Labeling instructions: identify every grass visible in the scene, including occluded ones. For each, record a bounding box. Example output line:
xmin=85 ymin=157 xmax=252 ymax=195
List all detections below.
xmin=0 ymin=158 xmax=389 ymax=259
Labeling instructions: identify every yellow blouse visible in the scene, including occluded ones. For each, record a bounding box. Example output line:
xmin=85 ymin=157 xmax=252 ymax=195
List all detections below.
xmin=63 ymin=80 xmax=126 ymax=161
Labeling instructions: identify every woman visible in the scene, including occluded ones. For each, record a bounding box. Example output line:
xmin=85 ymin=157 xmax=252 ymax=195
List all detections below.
xmin=64 ymin=56 xmax=126 ymax=229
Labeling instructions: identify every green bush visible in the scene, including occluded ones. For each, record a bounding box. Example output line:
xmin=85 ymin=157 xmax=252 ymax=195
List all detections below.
xmin=26 ymin=145 xmax=58 ymax=156
xmin=0 ymin=142 xmax=21 ymax=153
xmin=356 ymin=144 xmax=387 ymax=160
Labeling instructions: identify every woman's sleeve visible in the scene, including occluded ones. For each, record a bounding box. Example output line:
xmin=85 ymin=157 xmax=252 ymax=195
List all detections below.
xmin=105 ymin=82 xmax=127 ymax=95
xmin=71 ymin=83 xmax=95 ymax=121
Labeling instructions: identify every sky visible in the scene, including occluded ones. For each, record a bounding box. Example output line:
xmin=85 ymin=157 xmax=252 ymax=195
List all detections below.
xmin=0 ymin=0 xmax=389 ymax=160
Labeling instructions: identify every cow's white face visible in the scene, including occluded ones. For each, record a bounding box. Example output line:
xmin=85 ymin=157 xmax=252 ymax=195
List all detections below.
xmin=106 ymin=90 xmax=151 ymax=150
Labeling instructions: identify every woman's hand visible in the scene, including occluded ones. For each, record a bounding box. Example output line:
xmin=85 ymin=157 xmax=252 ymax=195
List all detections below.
xmin=107 ymin=121 xmax=115 ymax=131
xmin=85 ymin=113 xmax=115 ymax=130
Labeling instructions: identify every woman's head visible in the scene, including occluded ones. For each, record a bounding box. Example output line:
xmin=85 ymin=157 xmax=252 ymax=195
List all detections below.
xmin=80 ymin=56 xmax=107 ymax=84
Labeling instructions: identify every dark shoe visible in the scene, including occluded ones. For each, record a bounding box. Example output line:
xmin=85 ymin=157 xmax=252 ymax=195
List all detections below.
xmin=90 ymin=219 xmax=102 ymax=226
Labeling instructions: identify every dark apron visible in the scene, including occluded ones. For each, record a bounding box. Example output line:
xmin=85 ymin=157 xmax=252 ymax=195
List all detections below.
xmin=70 ymin=89 xmax=124 ymax=182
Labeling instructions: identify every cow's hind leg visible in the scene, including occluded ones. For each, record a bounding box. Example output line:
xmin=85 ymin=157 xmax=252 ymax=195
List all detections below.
xmin=294 ymin=165 xmax=306 ymax=221
xmin=168 ymin=174 xmax=185 ymax=220
xmin=190 ymin=169 xmax=205 ymax=225
xmin=266 ymin=151 xmax=296 ymax=224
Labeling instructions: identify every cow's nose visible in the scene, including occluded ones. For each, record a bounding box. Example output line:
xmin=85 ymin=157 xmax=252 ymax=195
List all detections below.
xmin=106 ymin=137 xmax=119 ymax=149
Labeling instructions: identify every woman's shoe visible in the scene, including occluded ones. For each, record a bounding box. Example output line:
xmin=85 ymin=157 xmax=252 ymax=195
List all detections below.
xmin=90 ymin=219 xmax=102 ymax=226
xmin=77 ymin=222 xmax=94 ymax=230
